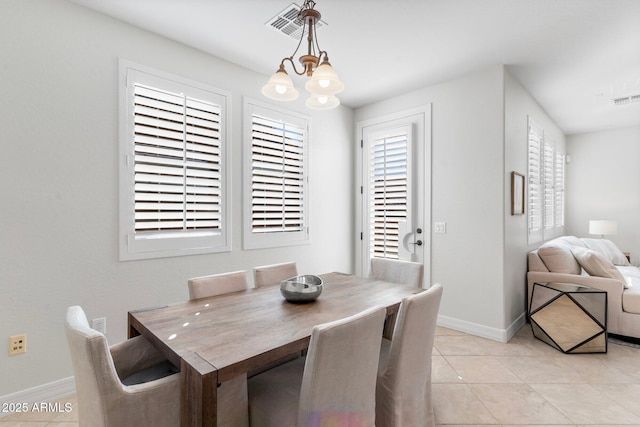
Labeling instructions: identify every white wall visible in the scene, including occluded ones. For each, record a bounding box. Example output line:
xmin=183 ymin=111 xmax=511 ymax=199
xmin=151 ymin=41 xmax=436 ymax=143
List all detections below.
xmin=355 ymin=66 xmax=507 ymax=338
xmin=0 ymin=0 xmax=354 ymax=396
xmin=565 ymin=126 xmax=640 ymax=264
xmin=504 ymin=70 xmax=566 ymax=324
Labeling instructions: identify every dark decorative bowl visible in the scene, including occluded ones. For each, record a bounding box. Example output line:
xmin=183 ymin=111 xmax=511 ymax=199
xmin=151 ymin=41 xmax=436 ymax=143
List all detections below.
xmin=280 ymin=275 xmax=323 ymax=303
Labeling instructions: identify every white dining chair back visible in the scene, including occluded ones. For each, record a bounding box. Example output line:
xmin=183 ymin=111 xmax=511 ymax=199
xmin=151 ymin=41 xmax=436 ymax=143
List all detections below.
xmin=370 ymin=258 xmax=424 ymax=288
xmin=375 ymin=284 xmax=443 ymax=427
xmin=248 ymin=305 xmax=387 ymax=427
xmin=187 ymin=270 xmax=249 ymax=300
xmin=253 ymin=262 xmax=298 ymax=287
xmin=65 ymin=306 xmax=180 ymax=427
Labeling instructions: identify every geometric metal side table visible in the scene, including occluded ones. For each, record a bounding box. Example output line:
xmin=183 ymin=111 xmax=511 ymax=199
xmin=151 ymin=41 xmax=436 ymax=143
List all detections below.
xmin=529 ymin=282 xmax=607 ymax=354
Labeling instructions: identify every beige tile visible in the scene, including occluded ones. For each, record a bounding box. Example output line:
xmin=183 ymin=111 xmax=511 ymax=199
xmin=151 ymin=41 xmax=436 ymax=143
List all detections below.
xmin=600 ymin=356 xmax=640 ymax=381
xmin=431 ymin=355 xmax=463 ymax=384
xmin=496 ymin=355 xmax=585 ymax=383
xmin=606 ymin=341 xmax=640 ymax=357
xmin=434 ymin=335 xmax=490 ymax=356
xmin=591 ymin=384 xmax=640 ymax=417
xmin=431 ymin=383 xmax=498 ymax=425
xmin=435 ymin=326 xmax=466 ymax=336
xmin=469 ymin=383 xmax=572 ymax=425
xmin=558 ymin=353 xmax=633 ymax=383
xmin=445 ymin=355 xmax=522 ymax=383
xmin=472 ymin=334 xmax=545 ymax=356
xmin=531 ymin=383 xmax=640 ymax=425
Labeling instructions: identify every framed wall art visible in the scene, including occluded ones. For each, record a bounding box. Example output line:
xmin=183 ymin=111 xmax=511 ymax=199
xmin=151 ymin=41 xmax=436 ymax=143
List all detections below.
xmin=511 ymin=171 xmax=525 ymax=215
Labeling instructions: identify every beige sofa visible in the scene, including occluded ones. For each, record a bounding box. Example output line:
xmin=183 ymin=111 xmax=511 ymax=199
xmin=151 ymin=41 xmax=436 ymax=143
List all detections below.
xmin=527 ymin=236 xmax=640 ymax=339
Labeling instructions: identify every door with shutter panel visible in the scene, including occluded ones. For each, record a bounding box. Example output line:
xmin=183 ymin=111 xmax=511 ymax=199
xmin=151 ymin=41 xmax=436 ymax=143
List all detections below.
xmin=359 ymin=109 xmax=429 ymax=281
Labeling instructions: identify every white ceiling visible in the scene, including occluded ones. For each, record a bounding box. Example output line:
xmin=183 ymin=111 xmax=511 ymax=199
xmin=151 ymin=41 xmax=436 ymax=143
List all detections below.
xmin=70 ymin=0 xmax=640 ymax=135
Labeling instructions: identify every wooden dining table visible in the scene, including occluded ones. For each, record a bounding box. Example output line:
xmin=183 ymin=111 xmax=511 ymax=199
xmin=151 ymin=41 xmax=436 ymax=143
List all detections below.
xmin=127 ymin=272 xmax=422 ymax=427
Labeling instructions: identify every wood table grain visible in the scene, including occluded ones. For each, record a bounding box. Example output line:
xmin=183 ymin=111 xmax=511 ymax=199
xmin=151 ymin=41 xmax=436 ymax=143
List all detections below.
xmin=128 ymin=272 xmax=421 ymax=427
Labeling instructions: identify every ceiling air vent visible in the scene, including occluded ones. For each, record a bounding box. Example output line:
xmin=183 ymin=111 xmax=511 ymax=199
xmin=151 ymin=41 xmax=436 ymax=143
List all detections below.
xmin=266 ymin=3 xmax=325 ymax=40
xmin=612 ymin=94 xmax=640 ymax=106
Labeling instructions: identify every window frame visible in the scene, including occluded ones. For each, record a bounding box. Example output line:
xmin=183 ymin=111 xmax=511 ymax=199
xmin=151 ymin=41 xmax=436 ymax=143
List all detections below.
xmin=242 ymin=99 xmax=311 ymax=250
xmin=119 ymin=60 xmax=232 ymax=261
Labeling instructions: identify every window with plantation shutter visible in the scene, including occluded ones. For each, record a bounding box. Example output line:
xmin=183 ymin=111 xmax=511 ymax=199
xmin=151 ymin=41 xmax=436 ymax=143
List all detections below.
xmin=554 ymin=151 xmax=565 ymax=228
xmin=119 ymin=63 xmax=230 ymax=260
xmin=527 ymin=116 xmax=565 ymax=244
xmin=527 ymin=118 xmax=543 ymax=244
xmin=543 ymin=141 xmax=555 ymax=235
xmin=243 ymin=101 xmax=310 ymax=249
xmin=367 ymin=129 xmax=409 ymax=260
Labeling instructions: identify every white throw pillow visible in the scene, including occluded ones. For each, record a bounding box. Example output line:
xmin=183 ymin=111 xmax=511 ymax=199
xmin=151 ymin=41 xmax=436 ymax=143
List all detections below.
xmin=582 ymin=238 xmax=630 ymax=266
xmin=538 ymin=244 xmax=581 ymax=274
xmin=571 ymin=247 xmax=626 ymax=285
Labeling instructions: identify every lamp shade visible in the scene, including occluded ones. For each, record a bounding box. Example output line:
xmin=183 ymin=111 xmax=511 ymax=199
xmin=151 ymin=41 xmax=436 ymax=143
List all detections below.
xmin=305 ymin=93 xmax=340 ymax=110
xmin=305 ymin=61 xmax=344 ymax=96
xmin=261 ymin=69 xmax=299 ymax=101
xmin=589 ymin=220 xmax=617 ymax=236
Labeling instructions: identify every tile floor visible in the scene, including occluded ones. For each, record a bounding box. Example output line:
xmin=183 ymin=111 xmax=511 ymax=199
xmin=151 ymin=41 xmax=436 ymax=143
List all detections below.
xmin=2 ymin=325 xmax=640 ymax=426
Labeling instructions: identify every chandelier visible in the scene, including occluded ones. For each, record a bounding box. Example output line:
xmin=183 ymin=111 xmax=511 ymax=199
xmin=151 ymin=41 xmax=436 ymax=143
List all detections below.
xmin=262 ymin=0 xmax=344 ymax=110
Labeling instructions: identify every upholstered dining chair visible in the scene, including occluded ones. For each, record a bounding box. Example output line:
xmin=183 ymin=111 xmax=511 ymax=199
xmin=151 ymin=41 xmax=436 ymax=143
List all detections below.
xmin=375 ymin=284 xmax=443 ymax=427
xmin=370 ymin=258 xmax=425 ymax=338
xmin=253 ymin=261 xmax=298 ymax=287
xmin=65 ymin=305 xmax=180 ymax=427
xmin=187 ymin=270 xmax=249 ymax=299
xmin=186 ymin=271 xmax=251 ymax=426
xmin=370 ymin=258 xmax=424 ymax=288
xmin=247 ymin=305 xmax=387 ymax=427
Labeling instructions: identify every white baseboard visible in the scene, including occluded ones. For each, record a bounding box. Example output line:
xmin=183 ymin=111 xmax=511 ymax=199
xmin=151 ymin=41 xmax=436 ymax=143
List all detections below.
xmin=0 ymin=377 xmax=75 ymax=418
xmin=437 ymin=312 xmax=527 ymax=343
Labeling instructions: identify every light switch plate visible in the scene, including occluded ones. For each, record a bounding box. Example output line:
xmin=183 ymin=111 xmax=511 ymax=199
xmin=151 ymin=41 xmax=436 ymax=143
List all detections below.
xmin=434 ymin=222 xmax=447 ymax=234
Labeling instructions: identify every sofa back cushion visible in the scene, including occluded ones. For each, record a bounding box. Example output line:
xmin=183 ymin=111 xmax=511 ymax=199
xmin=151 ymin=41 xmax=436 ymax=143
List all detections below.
xmin=571 ymin=247 xmax=626 ymax=283
xmin=582 ymin=238 xmax=630 ymax=266
xmin=557 ymin=236 xmax=587 ymax=248
xmin=538 ymin=243 xmax=581 ymax=274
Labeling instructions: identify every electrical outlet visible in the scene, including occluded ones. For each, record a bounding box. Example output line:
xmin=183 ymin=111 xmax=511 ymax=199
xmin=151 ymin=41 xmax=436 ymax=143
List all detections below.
xmin=9 ymin=334 xmax=27 ymax=356
xmin=92 ymin=317 xmax=106 ymax=334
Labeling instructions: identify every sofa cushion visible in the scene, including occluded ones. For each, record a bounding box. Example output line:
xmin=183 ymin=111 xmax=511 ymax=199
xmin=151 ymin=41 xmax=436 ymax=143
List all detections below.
xmin=623 ymin=286 xmax=640 ymax=314
xmin=538 ymin=244 xmax=581 ymax=274
xmin=616 ymin=266 xmax=640 ymax=279
xmin=625 ymin=276 xmax=640 ymax=289
xmin=571 ymin=247 xmax=626 ymax=283
xmin=582 ymin=238 xmax=630 ymax=266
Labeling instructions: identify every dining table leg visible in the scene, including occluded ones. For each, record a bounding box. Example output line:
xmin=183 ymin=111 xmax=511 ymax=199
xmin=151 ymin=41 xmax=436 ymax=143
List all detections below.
xmin=180 ymin=352 xmax=218 ymax=427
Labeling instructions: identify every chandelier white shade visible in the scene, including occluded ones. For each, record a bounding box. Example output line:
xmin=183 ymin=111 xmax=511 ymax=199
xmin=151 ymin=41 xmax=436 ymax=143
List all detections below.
xmin=304 ymin=60 xmax=344 ymax=96
xmin=589 ymin=220 xmax=617 ymax=238
xmin=305 ymin=93 xmax=340 ymax=110
xmin=261 ymin=67 xmax=299 ymax=101
xmin=262 ymin=0 xmax=344 ymax=110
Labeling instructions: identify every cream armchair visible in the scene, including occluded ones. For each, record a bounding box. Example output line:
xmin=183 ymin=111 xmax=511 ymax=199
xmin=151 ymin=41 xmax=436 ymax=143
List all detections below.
xmin=65 ymin=306 xmax=180 ymax=427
